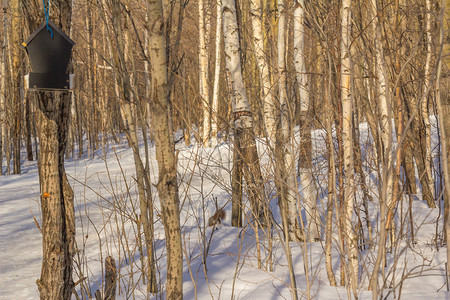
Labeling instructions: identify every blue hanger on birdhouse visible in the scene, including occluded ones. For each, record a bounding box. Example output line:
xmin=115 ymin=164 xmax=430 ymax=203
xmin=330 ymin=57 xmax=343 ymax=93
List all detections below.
xmin=43 ymin=0 xmax=53 ymax=38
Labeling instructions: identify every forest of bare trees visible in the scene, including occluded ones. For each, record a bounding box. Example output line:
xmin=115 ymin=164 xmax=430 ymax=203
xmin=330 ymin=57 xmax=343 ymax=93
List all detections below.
xmin=0 ymin=0 xmax=449 ymax=299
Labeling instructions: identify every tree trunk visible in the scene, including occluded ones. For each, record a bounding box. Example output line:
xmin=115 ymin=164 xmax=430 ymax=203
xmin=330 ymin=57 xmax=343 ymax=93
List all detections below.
xmin=421 ymin=0 xmax=435 ymax=206
xmin=413 ymin=121 xmax=435 ymax=207
xmin=85 ymin=0 xmax=99 ymax=155
xmin=294 ymin=0 xmax=320 ymax=242
xmin=76 ymin=92 xmax=83 ymax=158
xmin=210 ymin=0 xmax=222 ymax=147
xmin=391 ymin=0 xmax=404 ymax=246
xmin=369 ymin=0 xmax=394 ymax=293
xmin=277 ymin=0 xmax=300 ymax=241
xmin=277 ymin=2 xmax=299 ymax=296
xmin=250 ymin=0 xmax=276 ymax=142
xmin=403 ymin=131 xmax=416 ymax=195
xmin=435 ymin=0 xmax=450 ymax=283
xmin=340 ymin=0 xmax=358 ymax=294
xmin=25 ymin=92 xmax=33 ymax=161
xmin=35 ymin=91 xmax=75 ymax=300
xmin=223 ymin=0 xmax=265 ymax=224
xmin=23 ymin=1 xmax=75 ymax=299
xmin=104 ymin=256 xmax=117 ymax=300
xmin=11 ymin=0 xmax=21 ymax=174
xmin=147 ymin=1 xmax=183 ymax=298
xmin=231 ymin=128 xmax=243 ymax=227
xmin=0 ymin=11 xmax=6 ymax=175
xmin=324 ymin=47 xmax=337 ymax=287
xmin=200 ymin=0 xmax=211 ymax=146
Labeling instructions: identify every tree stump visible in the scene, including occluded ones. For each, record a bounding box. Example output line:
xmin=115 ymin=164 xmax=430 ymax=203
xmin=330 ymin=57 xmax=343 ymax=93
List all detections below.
xmin=105 ymin=256 xmax=117 ymax=300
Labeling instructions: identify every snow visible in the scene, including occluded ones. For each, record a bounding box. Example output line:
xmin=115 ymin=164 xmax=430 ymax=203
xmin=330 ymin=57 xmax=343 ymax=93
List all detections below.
xmin=1 ymin=122 xmax=450 ymax=299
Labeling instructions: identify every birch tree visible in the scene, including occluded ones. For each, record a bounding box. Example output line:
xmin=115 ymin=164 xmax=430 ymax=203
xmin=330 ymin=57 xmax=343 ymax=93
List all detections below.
xmin=199 ymin=0 xmax=211 ymax=146
xmin=210 ymin=0 xmax=222 ymax=147
xmin=435 ymin=0 xmax=450 ymax=280
xmin=390 ymin=0 xmax=405 ymax=252
xmin=369 ymin=0 xmax=395 ymax=293
xmin=147 ymin=0 xmax=183 ymax=298
xmin=223 ymin=0 xmax=265 ymax=225
xmin=373 ymin=0 xmax=394 ymax=223
xmin=421 ymin=0 xmax=435 ymax=204
xmin=275 ymin=0 xmax=301 ymax=242
xmin=274 ymin=2 xmax=299 ymax=296
xmin=250 ymin=0 xmax=276 ymax=141
xmin=340 ymin=0 xmax=358 ymax=294
xmin=294 ymin=0 xmax=320 ymax=241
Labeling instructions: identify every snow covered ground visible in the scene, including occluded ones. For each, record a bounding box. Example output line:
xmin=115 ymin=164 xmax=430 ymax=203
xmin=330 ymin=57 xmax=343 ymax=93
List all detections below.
xmin=1 ymin=122 xmax=450 ymax=299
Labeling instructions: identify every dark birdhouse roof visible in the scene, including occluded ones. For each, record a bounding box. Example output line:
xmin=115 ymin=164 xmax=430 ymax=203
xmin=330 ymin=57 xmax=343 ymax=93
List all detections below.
xmin=24 ymin=20 xmax=74 ymax=47
xmin=23 ymin=20 xmax=75 ymax=74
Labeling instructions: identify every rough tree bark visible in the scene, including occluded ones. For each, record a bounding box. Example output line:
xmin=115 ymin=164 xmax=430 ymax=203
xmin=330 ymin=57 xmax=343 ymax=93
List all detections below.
xmin=104 ymin=256 xmax=117 ymax=300
xmin=22 ymin=1 xmax=76 ymax=299
xmin=35 ymin=92 xmax=75 ymax=300
xmin=147 ymin=0 xmax=183 ymax=298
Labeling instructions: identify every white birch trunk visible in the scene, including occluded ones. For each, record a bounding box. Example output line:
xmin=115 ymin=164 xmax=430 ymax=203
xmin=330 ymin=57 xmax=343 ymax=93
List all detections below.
xmin=211 ymin=0 xmax=222 ymax=147
xmin=422 ymin=0 xmax=435 ymax=200
xmin=223 ymin=1 xmax=267 ymax=272
xmin=372 ymin=0 xmax=394 ymax=209
xmin=200 ymin=0 xmax=211 ymax=147
xmin=250 ymin=0 xmax=276 ymax=142
xmin=341 ymin=0 xmax=358 ymax=293
xmin=294 ymin=0 xmax=308 ymax=113
xmin=222 ymin=0 xmax=263 ymax=211
xmin=222 ymin=0 xmax=251 ymax=123
xmin=369 ymin=0 xmax=394 ymax=293
xmin=294 ymin=0 xmax=320 ymax=241
xmin=276 ymin=3 xmax=300 ymax=296
xmin=277 ymin=0 xmax=300 ymax=240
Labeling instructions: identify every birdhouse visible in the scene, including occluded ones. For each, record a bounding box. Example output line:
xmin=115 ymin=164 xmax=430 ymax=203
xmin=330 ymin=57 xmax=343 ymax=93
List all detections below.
xmin=23 ymin=20 xmax=75 ymax=90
